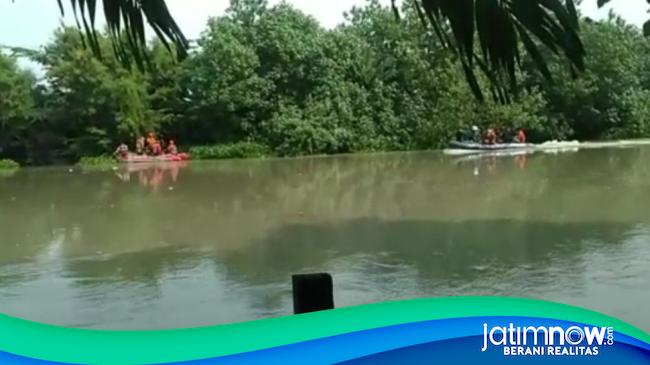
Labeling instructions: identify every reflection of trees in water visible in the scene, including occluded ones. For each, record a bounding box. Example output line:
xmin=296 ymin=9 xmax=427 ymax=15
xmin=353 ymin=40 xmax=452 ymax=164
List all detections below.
xmin=115 ymin=162 xmax=187 ymax=189
xmin=1 ymin=148 xmax=650 ymax=289
xmin=216 ymin=219 xmax=636 ymax=288
xmin=63 ymin=246 xmax=200 ymax=288
xmin=58 ymin=246 xmax=291 ymax=324
xmin=0 ymin=170 xmax=17 ymax=179
xmin=45 ymin=219 xmax=638 ymax=318
xmin=46 ymin=218 xmax=638 ymax=320
xmin=0 ymin=167 xmax=194 ymax=261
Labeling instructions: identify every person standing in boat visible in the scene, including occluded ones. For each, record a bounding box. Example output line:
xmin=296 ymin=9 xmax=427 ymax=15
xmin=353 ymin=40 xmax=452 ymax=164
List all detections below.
xmin=484 ymin=127 xmax=497 ymax=145
xmin=152 ymin=141 xmax=163 ymax=156
xmin=472 ymin=125 xmax=481 ymax=142
xmin=515 ymin=129 xmax=527 ymax=143
xmin=114 ymin=143 xmax=129 ymax=159
xmin=146 ymin=132 xmax=163 ymax=155
xmin=146 ymin=132 xmax=155 ymax=154
xmin=135 ymin=136 xmax=146 ymax=155
xmin=166 ymin=140 xmax=178 ymax=155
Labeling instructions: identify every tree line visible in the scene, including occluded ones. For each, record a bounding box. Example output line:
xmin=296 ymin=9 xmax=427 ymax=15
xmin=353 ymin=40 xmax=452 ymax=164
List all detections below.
xmin=1 ymin=0 xmax=650 ymax=165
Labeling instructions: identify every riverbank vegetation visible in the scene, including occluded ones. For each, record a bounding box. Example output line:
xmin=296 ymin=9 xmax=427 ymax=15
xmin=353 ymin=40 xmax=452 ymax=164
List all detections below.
xmin=76 ymin=156 xmax=118 ymax=170
xmin=189 ymin=143 xmax=270 ymax=160
xmin=2 ymin=0 xmax=650 ymax=165
xmin=0 ymin=159 xmax=19 ymax=170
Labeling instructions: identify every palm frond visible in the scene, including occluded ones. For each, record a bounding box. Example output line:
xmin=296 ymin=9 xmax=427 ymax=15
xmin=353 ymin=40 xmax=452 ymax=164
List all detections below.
xmin=51 ymin=0 xmax=638 ymax=101
xmin=412 ymin=0 xmax=587 ymax=102
xmin=57 ymin=0 xmax=189 ymax=70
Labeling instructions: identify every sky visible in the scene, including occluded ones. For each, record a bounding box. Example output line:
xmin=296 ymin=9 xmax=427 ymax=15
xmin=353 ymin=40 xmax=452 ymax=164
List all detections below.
xmin=0 ymin=0 xmax=648 ymax=59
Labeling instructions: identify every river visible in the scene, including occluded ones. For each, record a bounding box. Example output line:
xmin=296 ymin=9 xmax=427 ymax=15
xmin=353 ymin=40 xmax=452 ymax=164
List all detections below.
xmin=0 ymin=147 xmax=649 ymax=331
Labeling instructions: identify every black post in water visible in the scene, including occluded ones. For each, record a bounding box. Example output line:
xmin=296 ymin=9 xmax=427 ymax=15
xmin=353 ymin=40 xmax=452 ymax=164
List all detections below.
xmin=292 ymin=273 xmax=334 ymax=314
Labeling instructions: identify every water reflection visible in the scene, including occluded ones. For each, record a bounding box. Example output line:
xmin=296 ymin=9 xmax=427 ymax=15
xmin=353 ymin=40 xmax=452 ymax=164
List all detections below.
xmin=0 ymin=148 xmax=649 ymax=330
xmin=0 ymin=170 xmax=17 ymax=179
xmin=115 ymin=161 xmax=189 ymax=189
xmin=222 ymin=219 xmax=633 ymax=285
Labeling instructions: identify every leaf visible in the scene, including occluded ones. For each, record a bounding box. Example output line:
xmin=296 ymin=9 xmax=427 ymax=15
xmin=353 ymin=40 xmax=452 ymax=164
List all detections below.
xmin=416 ymin=0 xmax=585 ymax=102
xmin=515 ymin=21 xmax=552 ymax=81
xmin=58 ymin=0 xmax=189 ymax=70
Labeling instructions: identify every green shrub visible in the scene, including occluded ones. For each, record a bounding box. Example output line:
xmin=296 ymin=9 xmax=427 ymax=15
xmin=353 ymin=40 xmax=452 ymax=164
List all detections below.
xmin=261 ymin=106 xmax=340 ymax=156
xmin=189 ymin=142 xmax=270 ymax=160
xmin=77 ymin=155 xmax=117 ymax=170
xmin=0 ymin=159 xmax=20 ymax=170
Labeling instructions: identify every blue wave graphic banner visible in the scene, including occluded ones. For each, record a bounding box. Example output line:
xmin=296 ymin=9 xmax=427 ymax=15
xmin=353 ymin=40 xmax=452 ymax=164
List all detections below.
xmin=0 ymin=298 xmax=647 ymax=364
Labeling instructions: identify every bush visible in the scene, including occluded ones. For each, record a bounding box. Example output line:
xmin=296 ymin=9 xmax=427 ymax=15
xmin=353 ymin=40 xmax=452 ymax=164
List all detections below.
xmin=189 ymin=142 xmax=270 ymax=160
xmin=77 ymin=155 xmax=117 ymax=170
xmin=262 ymin=106 xmax=339 ymax=156
xmin=0 ymin=159 xmax=20 ymax=170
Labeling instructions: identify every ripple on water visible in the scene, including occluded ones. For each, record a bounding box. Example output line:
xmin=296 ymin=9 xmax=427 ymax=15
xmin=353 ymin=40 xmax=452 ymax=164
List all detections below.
xmin=0 ymin=150 xmax=649 ymax=330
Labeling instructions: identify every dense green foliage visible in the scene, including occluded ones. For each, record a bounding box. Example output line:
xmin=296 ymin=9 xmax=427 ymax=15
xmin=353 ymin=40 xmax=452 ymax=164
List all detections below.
xmin=190 ymin=143 xmax=270 ymax=160
xmin=0 ymin=159 xmax=19 ymax=170
xmin=58 ymin=0 xmax=590 ymax=102
xmin=2 ymin=1 xmax=650 ymax=165
xmin=76 ymin=155 xmax=118 ymax=169
xmin=0 ymin=53 xmax=36 ymax=162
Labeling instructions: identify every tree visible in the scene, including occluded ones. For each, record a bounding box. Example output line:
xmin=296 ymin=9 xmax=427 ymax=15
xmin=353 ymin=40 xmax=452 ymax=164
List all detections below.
xmin=3 ymin=0 xmax=650 ymax=165
xmin=0 ymin=52 xmax=37 ymax=160
xmin=50 ymin=0 xmax=589 ymax=100
xmin=58 ymin=0 xmax=188 ymax=69
xmin=529 ymin=16 xmax=650 ymax=140
xmin=185 ymin=6 xmax=274 ymax=143
xmin=407 ymin=1 xmax=589 ymax=100
xmin=35 ymin=27 xmax=157 ymax=161
xmin=8 ymin=1 xmax=631 ymax=103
